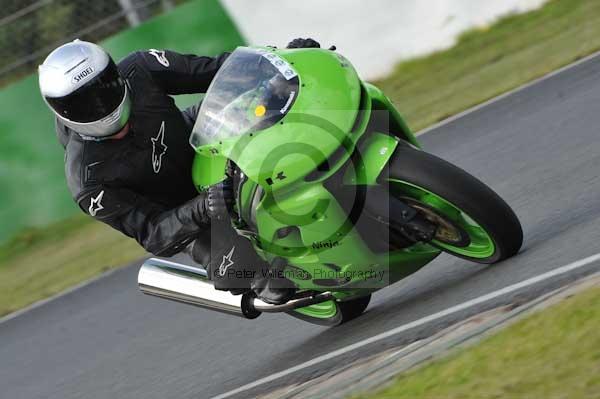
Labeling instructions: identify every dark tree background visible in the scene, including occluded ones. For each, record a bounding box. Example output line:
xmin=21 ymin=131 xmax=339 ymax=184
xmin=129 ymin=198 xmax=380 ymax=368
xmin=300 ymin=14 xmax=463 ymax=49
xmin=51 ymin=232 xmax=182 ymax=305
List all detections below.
xmin=0 ymin=0 xmax=186 ymax=86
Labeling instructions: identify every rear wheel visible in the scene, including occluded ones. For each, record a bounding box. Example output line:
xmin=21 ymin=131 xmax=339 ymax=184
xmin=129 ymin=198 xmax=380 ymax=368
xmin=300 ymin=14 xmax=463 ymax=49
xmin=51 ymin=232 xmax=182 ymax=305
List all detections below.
xmin=386 ymin=145 xmax=522 ymax=264
xmin=287 ymin=294 xmax=371 ymax=326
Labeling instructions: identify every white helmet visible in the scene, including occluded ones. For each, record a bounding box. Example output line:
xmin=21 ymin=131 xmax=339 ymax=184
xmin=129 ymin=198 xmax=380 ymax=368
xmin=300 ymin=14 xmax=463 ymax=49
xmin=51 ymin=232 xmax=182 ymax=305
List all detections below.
xmin=38 ymin=40 xmax=131 ymax=138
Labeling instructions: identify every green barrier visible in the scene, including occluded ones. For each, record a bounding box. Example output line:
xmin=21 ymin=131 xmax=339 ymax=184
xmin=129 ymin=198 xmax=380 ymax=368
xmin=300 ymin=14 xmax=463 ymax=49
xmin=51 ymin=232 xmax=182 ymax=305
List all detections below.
xmin=0 ymin=0 xmax=245 ymax=242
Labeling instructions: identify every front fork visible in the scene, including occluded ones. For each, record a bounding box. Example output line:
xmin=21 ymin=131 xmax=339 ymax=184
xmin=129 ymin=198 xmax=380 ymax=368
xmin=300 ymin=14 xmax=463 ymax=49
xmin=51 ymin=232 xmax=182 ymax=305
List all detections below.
xmin=363 ymin=185 xmax=437 ymax=243
xmin=342 ymin=132 xmax=436 ymax=243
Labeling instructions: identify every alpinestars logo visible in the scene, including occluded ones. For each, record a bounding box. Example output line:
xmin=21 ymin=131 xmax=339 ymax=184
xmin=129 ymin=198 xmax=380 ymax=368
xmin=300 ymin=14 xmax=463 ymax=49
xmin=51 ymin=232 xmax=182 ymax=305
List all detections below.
xmin=148 ymin=49 xmax=170 ymax=67
xmin=151 ymin=121 xmax=168 ymax=174
xmin=218 ymin=246 xmax=236 ymax=277
xmin=88 ymin=190 xmax=105 ymax=217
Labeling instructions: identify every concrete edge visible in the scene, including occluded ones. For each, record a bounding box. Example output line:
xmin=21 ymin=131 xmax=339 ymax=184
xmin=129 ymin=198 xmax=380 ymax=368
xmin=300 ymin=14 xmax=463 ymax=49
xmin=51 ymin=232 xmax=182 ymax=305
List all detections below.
xmin=260 ymin=271 xmax=600 ymax=399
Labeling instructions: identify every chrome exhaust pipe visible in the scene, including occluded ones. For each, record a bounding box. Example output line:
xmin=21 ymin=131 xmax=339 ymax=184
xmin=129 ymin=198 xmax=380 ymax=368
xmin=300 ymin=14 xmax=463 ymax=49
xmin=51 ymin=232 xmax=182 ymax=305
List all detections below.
xmin=138 ymin=258 xmax=259 ymax=319
xmin=138 ymin=258 xmax=335 ymax=319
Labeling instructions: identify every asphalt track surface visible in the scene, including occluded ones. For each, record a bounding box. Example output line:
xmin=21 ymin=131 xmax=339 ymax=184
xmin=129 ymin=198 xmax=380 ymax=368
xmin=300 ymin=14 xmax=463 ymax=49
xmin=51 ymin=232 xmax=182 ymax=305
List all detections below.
xmin=4 ymin=53 xmax=600 ymax=399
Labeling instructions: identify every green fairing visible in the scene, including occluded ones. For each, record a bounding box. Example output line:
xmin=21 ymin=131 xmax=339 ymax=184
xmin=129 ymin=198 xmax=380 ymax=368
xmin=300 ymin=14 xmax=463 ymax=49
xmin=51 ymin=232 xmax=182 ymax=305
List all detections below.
xmin=190 ymin=46 xmax=511 ymax=322
xmin=343 ymin=132 xmax=399 ymax=186
xmin=191 ymin=154 xmax=227 ymax=190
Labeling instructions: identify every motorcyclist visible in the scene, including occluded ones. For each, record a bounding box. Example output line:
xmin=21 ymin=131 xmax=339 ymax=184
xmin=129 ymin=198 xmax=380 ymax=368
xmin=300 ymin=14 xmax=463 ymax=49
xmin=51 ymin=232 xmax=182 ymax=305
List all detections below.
xmin=38 ymin=37 xmax=321 ymax=304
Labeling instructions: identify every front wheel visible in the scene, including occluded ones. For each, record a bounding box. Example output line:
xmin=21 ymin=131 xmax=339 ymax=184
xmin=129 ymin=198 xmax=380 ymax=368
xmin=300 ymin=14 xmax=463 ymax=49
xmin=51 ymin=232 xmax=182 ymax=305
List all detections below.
xmin=386 ymin=145 xmax=523 ymax=264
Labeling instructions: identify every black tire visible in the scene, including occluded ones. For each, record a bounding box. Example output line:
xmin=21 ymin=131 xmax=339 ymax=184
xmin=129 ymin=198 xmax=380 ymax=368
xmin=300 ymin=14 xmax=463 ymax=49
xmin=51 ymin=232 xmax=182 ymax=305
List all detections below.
xmin=286 ymin=294 xmax=371 ymax=326
xmin=385 ymin=145 xmax=523 ymax=264
xmin=337 ymin=294 xmax=371 ymax=323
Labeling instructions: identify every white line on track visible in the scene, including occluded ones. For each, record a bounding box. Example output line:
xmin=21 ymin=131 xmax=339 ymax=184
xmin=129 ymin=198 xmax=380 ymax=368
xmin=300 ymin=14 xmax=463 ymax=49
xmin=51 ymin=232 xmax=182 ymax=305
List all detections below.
xmin=211 ymin=252 xmax=600 ymax=399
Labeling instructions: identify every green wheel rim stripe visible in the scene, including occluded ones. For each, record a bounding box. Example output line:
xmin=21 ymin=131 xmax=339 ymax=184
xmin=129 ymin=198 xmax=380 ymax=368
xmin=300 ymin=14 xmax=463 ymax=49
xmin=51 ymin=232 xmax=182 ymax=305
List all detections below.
xmin=388 ymin=179 xmax=496 ymax=259
xmin=293 ymin=300 xmax=339 ymax=319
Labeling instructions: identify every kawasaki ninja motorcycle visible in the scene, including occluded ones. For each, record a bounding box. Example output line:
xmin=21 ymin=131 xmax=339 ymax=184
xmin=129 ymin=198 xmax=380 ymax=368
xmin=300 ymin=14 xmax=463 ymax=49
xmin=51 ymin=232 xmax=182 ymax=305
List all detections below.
xmin=138 ymin=46 xmax=523 ymax=326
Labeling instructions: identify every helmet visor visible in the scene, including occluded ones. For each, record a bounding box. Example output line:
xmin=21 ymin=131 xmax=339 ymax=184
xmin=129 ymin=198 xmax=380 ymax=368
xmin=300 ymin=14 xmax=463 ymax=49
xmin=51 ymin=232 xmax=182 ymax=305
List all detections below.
xmin=45 ymin=60 xmax=126 ymax=123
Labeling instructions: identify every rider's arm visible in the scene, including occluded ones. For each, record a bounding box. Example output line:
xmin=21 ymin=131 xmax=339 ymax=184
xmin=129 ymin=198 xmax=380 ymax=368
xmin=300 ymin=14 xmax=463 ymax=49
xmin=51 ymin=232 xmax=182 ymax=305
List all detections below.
xmin=137 ymin=49 xmax=230 ymax=95
xmin=76 ymin=185 xmax=211 ymax=257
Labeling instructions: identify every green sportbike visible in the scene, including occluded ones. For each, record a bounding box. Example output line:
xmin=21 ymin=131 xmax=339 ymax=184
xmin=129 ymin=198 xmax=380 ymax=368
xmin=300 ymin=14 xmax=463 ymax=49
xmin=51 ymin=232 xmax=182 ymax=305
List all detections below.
xmin=138 ymin=46 xmax=523 ymax=326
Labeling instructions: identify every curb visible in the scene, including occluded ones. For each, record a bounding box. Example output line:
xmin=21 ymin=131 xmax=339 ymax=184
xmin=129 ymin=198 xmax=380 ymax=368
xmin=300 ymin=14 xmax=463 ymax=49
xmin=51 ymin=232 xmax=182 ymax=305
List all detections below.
xmin=260 ymin=271 xmax=600 ymax=399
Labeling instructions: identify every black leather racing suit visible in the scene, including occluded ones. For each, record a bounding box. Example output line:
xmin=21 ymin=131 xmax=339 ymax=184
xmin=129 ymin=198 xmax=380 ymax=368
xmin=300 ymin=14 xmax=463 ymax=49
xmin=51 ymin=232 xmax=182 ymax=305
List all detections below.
xmin=57 ymin=49 xmax=266 ymax=290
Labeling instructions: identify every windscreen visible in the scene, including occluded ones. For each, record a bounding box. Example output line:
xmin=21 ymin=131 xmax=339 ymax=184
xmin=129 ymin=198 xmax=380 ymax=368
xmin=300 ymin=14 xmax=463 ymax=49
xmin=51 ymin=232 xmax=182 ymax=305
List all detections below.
xmin=190 ymin=47 xmax=300 ymax=148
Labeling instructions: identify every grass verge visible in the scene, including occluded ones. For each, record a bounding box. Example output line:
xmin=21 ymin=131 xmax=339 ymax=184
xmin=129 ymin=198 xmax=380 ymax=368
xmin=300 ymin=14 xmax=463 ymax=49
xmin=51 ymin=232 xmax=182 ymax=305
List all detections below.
xmin=354 ymin=284 xmax=600 ymax=399
xmin=0 ymin=216 xmax=144 ymax=316
xmin=375 ymin=0 xmax=600 ymax=131
xmin=3 ymin=0 xmax=600 ymax=316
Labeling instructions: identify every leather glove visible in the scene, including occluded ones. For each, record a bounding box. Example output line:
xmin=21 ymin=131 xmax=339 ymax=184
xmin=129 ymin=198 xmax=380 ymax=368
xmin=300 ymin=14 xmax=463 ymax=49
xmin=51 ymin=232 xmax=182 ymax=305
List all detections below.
xmin=206 ymin=178 xmax=234 ymax=221
xmin=286 ymin=38 xmax=321 ymax=49
xmin=192 ymin=221 xmax=269 ymax=295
